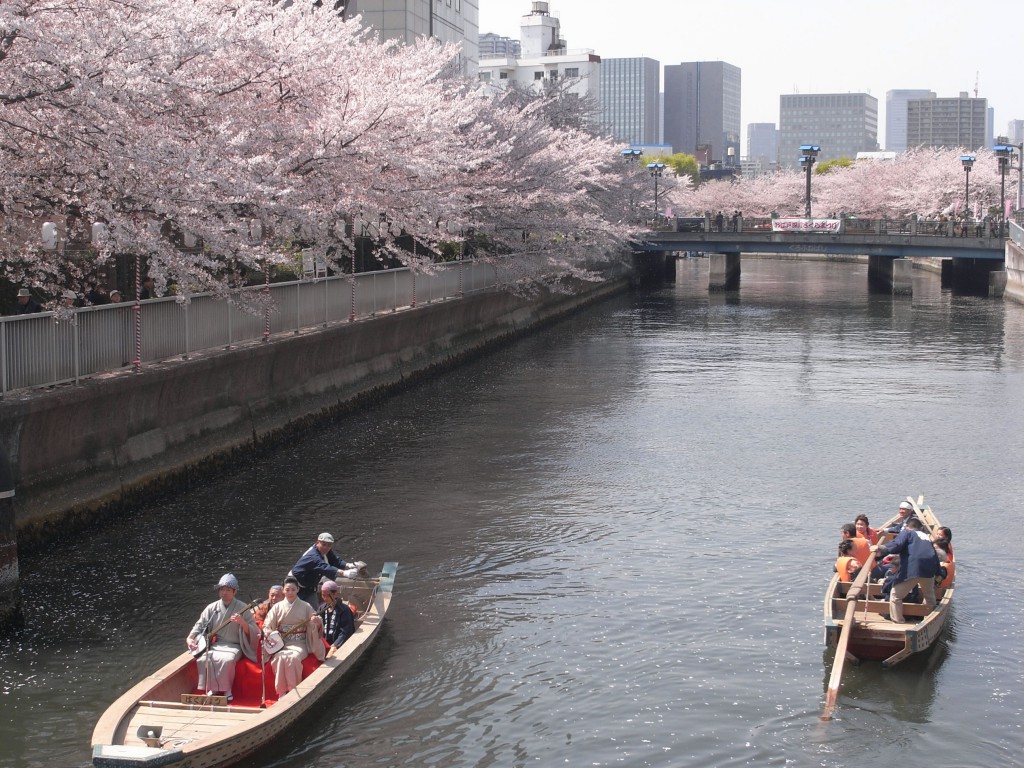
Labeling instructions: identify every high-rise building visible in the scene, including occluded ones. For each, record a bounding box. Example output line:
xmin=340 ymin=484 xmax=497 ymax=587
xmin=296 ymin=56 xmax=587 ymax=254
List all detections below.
xmin=340 ymin=0 xmax=480 ymax=76
xmin=478 ymin=2 xmax=600 ymax=110
xmin=778 ymin=93 xmax=878 ymax=168
xmin=600 ymin=58 xmax=660 ymax=145
xmin=1008 ymin=119 xmax=1024 ymax=145
xmin=746 ymin=123 xmax=777 ymax=167
xmin=906 ymin=93 xmax=988 ymax=150
xmin=479 ymin=32 xmax=520 ymax=58
xmin=885 ymin=89 xmax=935 ymax=152
xmin=663 ymin=61 xmax=741 ymax=166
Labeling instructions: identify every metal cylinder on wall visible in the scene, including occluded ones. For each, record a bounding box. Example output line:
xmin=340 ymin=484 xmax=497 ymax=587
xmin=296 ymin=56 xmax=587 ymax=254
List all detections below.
xmin=0 ymin=448 xmax=20 ymax=625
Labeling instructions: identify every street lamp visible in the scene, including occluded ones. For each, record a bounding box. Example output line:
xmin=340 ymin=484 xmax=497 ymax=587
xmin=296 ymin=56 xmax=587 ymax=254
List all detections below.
xmin=647 ymin=161 xmax=666 ymax=222
xmin=995 ymin=144 xmax=1013 ymax=233
xmin=621 ymin=148 xmax=643 ymax=162
xmin=799 ymin=145 xmax=820 ymax=219
xmin=960 ymin=154 xmax=975 ymax=215
xmin=995 ymin=136 xmax=1024 ymax=215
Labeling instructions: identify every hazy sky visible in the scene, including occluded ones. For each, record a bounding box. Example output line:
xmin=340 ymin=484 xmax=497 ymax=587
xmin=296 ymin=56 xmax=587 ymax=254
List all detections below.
xmin=478 ymin=0 xmax=1024 ymax=149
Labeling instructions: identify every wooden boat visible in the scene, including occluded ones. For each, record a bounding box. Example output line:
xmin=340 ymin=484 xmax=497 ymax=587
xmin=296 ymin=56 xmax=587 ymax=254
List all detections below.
xmin=92 ymin=562 xmax=397 ymax=768
xmin=823 ymin=498 xmax=954 ymax=669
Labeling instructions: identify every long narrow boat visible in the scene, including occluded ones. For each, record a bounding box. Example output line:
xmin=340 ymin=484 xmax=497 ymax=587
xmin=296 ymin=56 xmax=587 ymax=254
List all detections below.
xmin=92 ymin=562 xmax=397 ymax=768
xmin=823 ymin=498 xmax=954 ymax=669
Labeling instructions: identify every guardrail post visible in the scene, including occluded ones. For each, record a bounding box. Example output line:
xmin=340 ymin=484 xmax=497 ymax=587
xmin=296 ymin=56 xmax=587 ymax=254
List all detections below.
xmin=1 ymin=323 xmax=7 ymax=396
xmin=323 ymin=278 xmax=328 ymax=327
xmin=226 ymin=297 xmax=233 ymax=350
xmin=73 ymin=317 xmax=80 ymax=384
xmin=295 ymin=282 xmax=301 ymax=334
xmin=183 ymin=301 xmax=191 ymax=360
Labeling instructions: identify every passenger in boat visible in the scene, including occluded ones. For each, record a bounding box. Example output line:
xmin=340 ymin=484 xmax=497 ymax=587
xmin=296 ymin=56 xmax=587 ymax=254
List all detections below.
xmin=263 ymin=577 xmax=325 ymax=696
xmin=840 ymin=523 xmax=871 ymax=565
xmin=934 ymin=527 xmax=954 ymax=559
xmin=253 ymin=584 xmax=284 ymax=627
xmin=318 ymin=580 xmax=356 ymax=655
xmin=834 ymin=540 xmax=862 ymax=582
xmin=854 ymin=514 xmax=878 ymax=545
xmin=289 ymin=532 xmax=351 ymax=608
xmin=185 ymin=573 xmax=259 ymax=702
xmin=881 ymin=501 xmax=918 ymax=534
xmin=873 ymin=517 xmax=940 ymax=622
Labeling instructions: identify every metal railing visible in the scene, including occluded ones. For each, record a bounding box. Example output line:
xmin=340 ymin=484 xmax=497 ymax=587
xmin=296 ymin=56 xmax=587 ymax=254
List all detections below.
xmin=0 ymin=260 xmax=497 ymax=396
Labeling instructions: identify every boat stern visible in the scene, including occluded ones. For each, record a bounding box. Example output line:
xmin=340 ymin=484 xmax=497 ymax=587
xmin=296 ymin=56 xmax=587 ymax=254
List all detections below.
xmin=92 ymin=743 xmax=184 ymax=768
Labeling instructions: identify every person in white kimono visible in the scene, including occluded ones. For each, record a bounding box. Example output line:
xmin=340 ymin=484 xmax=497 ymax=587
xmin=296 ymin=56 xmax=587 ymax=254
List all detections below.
xmin=263 ymin=576 xmax=325 ymax=696
xmin=186 ymin=573 xmax=259 ymax=702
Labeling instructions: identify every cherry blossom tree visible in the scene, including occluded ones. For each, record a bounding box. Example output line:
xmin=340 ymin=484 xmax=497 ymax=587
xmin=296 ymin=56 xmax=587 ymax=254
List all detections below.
xmin=667 ymin=148 xmax=1013 ymax=220
xmin=1 ymin=0 xmax=639 ymax=305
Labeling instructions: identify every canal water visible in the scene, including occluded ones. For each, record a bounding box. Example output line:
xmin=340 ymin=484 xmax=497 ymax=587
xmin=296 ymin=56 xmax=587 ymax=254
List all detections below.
xmin=2 ymin=258 xmax=1022 ymax=768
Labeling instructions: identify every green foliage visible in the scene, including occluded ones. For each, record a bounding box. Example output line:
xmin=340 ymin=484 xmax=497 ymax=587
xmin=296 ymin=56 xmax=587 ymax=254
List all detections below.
xmin=645 ymin=153 xmax=700 ymax=185
xmin=815 ymin=158 xmax=854 ymax=175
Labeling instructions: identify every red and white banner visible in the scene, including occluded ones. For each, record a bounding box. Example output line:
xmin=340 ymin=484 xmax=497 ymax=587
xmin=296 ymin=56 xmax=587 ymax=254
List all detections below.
xmin=772 ymin=218 xmax=841 ymax=233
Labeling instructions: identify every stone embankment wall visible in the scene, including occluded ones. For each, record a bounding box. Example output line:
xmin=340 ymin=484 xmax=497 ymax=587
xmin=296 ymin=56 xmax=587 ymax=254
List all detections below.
xmin=1 ymin=280 xmax=627 ymax=540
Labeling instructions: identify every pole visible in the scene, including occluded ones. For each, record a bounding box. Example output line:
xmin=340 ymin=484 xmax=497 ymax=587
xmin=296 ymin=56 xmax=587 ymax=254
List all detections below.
xmin=653 ymin=175 xmax=659 ymax=221
xmin=133 ymin=253 xmax=141 ymax=371
xmin=964 ymin=166 xmax=970 ymax=213
xmin=805 ymin=163 xmax=813 ymax=219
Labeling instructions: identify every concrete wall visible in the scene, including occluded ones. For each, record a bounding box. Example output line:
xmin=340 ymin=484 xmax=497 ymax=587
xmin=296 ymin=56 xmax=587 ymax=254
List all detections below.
xmin=1005 ymin=239 xmax=1024 ymax=305
xmin=1 ymin=281 xmax=627 ymax=539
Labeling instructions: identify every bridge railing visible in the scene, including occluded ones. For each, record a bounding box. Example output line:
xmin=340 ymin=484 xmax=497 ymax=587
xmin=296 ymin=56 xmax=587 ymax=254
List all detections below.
xmin=0 ymin=260 xmax=497 ymax=396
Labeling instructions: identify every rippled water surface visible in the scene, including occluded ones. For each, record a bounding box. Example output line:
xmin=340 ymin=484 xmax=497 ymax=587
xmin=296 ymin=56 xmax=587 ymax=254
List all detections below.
xmin=2 ymin=259 xmax=1023 ymax=767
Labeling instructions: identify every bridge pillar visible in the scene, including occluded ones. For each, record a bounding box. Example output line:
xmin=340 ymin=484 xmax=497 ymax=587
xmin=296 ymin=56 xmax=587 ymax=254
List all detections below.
xmin=868 ymin=256 xmax=913 ymax=295
xmin=940 ymin=258 xmax=954 ymax=289
xmin=0 ymin=448 xmax=19 ymax=625
xmin=950 ymin=257 xmax=1005 ymax=295
xmin=709 ymin=252 xmax=740 ymax=291
xmin=892 ymin=259 xmax=913 ymax=295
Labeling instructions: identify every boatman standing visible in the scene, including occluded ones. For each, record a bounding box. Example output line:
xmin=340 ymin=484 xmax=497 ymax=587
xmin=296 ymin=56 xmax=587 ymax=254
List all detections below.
xmin=872 ymin=518 xmax=940 ymax=623
xmin=185 ymin=573 xmax=259 ymax=702
xmin=289 ymin=532 xmax=350 ymax=608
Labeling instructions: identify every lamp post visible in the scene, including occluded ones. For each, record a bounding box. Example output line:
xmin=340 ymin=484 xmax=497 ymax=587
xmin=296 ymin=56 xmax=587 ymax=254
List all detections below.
xmin=995 ymin=136 xmax=1024 ymax=217
xmin=995 ymin=144 xmax=1013 ymax=234
xmin=799 ymin=145 xmax=820 ymax=219
xmin=647 ymin=161 xmax=666 ymax=222
xmin=960 ymin=154 xmax=975 ymax=215
xmin=621 ymin=149 xmax=643 ymax=223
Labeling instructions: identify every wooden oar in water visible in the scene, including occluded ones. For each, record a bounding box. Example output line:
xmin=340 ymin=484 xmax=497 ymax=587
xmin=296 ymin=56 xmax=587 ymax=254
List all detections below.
xmin=821 ymin=548 xmax=877 ymax=721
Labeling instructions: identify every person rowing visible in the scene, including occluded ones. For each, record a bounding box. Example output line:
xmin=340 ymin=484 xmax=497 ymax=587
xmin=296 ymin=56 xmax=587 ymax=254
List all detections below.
xmin=289 ymin=532 xmax=352 ymax=609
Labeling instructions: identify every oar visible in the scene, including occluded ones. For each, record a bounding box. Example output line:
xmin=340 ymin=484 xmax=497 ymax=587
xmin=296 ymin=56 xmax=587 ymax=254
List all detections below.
xmin=821 ymin=549 xmax=877 ymax=721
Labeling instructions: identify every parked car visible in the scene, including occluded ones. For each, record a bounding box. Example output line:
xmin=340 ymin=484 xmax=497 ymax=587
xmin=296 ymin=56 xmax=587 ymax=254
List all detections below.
xmin=674 ymin=217 xmax=706 ymax=232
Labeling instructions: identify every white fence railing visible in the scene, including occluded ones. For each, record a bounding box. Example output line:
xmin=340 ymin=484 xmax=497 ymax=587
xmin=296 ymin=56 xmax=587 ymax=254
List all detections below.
xmin=0 ymin=260 xmax=497 ymax=396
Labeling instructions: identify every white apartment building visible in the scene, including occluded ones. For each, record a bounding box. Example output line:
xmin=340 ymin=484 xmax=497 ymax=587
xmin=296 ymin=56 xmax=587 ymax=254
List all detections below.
xmin=477 ymin=2 xmax=600 ymax=104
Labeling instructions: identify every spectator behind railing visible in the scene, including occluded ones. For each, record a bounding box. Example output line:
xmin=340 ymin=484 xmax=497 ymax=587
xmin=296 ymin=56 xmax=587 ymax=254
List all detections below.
xmin=11 ymin=289 xmax=42 ymax=316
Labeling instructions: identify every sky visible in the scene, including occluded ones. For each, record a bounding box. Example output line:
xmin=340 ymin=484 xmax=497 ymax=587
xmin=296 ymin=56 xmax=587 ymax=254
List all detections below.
xmin=477 ymin=0 xmax=1024 ymax=149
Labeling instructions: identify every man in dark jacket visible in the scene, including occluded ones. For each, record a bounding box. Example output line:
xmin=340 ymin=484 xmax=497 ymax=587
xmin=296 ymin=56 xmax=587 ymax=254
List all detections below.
xmin=874 ymin=517 xmax=940 ymax=622
xmin=289 ymin=532 xmax=349 ymax=608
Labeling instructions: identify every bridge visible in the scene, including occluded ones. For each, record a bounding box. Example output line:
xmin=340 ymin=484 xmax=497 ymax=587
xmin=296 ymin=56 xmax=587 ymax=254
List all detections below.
xmin=634 ymin=216 xmax=1010 ymax=295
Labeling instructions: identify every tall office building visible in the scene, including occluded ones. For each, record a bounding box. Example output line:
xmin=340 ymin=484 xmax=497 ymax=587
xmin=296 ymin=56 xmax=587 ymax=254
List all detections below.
xmin=1008 ymin=119 xmax=1024 ymax=145
xmin=778 ymin=93 xmax=878 ymax=168
xmin=600 ymin=58 xmax=660 ymax=145
xmin=663 ymin=61 xmax=741 ymax=166
xmin=906 ymin=93 xmax=988 ymax=150
xmin=746 ymin=122 xmax=777 ymax=166
xmin=885 ymin=89 xmax=934 ymax=152
xmin=341 ymin=0 xmax=479 ymax=76
xmin=479 ymin=32 xmax=520 ymax=58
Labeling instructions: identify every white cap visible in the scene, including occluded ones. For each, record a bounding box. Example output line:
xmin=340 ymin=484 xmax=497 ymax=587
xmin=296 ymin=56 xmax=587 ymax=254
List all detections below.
xmin=317 ymin=532 xmax=335 ymax=543
xmin=216 ymin=573 xmax=239 ymax=589
xmin=899 ymin=502 xmax=913 ymax=511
